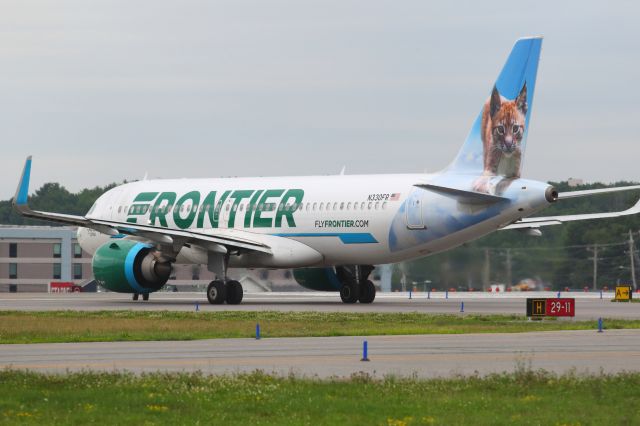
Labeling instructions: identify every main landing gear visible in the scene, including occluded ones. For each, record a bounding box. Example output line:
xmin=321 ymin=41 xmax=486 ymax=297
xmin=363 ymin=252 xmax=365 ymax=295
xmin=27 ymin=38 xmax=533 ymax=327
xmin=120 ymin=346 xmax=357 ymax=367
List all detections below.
xmin=207 ymin=280 xmax=243 ymax=305
xmin=337 ymin=265 xmax=376 ymax=304
xmin=132 ymin=293 xmax=150 ymax=301
xmin=205 ymin=251 xmax=244 ymax=305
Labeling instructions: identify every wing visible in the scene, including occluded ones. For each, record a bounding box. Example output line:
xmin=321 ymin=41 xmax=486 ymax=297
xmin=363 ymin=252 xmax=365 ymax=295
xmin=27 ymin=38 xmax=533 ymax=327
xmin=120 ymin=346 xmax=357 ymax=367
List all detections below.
xmin=12 ymin=156 xmax=272 ymax=255
xmin=503 ymin=186 xmax=640 ymax=230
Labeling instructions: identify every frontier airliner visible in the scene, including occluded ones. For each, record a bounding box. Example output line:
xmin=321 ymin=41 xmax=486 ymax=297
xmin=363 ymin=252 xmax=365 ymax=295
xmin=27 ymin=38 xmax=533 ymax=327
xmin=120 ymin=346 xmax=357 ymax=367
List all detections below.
xmin=13 ymin=37 xmax=640 ymax=304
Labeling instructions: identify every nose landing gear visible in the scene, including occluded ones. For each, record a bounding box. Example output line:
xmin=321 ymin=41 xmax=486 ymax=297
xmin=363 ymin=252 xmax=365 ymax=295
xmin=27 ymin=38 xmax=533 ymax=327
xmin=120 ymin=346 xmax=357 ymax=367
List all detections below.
xmin=132 ymin=293 xmax=150 ymax=301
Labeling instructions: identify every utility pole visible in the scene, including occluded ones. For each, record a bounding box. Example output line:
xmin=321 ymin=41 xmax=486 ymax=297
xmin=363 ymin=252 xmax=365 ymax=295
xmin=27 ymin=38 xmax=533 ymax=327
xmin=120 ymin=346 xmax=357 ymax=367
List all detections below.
xmin=483 ymin=248 xmax=490 ymax=291
xmin=629 ymin=230 xmax=637 ymax=290
xmin=635 ymin=230 xmax=640 ymax=290
xmin=588 ymin=244 xmax=599 ymax=290
xmin=505 ymin=248 xmax=512 ymax=288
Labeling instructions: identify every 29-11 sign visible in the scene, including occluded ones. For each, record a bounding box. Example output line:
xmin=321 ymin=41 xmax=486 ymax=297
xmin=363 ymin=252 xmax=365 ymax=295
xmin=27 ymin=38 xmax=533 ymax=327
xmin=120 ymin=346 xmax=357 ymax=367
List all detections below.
xmin=526 ymin=298 xmax=575 ymax=317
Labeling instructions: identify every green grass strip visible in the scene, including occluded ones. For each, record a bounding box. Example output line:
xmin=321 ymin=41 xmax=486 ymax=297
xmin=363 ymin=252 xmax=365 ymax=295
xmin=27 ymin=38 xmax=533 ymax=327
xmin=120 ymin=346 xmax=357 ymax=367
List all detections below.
xmin=1 ymin=311 xmax=639 ymax=344
xmin=0 ymin=369 xmax=638 ymax=425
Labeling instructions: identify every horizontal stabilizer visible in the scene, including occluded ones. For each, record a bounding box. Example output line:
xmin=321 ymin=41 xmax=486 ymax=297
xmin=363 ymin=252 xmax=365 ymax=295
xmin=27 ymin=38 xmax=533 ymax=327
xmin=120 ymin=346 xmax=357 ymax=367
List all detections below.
xmin=415 ymin=183 xmax=509 ymax=205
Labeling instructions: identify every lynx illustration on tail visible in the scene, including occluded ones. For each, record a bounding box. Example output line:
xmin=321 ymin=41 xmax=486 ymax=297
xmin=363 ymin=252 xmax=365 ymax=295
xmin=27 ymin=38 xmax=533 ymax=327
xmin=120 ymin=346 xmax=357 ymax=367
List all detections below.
xmin=472 ymin=82 xmax=527 ymax=194
xmin=481 ymin=83 xmax=527 ymax=178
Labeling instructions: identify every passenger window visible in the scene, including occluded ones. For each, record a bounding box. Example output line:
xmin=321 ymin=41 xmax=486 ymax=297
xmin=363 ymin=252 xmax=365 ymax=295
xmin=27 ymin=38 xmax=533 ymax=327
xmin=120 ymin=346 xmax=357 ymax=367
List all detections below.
xmin=375 ymin=202 xmax=379 ymax=210
xmin=382 ymin=202 xmax=387 ymax=210
xmin=340 ymin=202 xmax=344 ymax=210
xmin=319 ymin=202 xmax=324 ymax=211
xmin=368 ymin=202 xmax=372 ymax=210
xmin=313 ymin=202 xmax=317 ymax=211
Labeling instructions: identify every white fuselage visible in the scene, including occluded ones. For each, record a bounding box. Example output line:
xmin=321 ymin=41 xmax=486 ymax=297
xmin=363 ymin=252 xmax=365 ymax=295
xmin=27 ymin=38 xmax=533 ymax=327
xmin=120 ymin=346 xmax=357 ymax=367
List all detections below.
xmin=77 ymin=172 xmax=553 ymax=269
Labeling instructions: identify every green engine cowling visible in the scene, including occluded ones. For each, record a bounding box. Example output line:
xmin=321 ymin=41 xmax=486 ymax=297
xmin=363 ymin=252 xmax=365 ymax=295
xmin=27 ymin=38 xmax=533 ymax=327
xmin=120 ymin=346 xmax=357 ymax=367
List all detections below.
xmin=92 ymin=240 xmax=172 ymax=294
xmin=293 ymin=268 xmax=342 ymax=291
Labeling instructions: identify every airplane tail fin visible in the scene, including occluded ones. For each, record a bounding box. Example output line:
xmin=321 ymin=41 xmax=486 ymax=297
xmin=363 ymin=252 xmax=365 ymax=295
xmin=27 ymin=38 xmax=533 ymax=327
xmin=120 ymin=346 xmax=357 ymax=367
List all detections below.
xmin=446 ymin=37 xmax=542 ymax=178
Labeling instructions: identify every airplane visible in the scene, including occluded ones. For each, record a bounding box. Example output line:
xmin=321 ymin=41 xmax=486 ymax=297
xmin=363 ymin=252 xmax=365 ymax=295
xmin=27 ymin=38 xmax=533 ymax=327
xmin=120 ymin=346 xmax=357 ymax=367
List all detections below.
xmin=12 ymin=36 xmax=640 ymax=304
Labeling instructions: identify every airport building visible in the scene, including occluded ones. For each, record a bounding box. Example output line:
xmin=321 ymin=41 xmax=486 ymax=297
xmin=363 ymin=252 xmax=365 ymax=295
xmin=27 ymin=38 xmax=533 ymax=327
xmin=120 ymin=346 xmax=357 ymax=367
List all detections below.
xmin=0 ymin=226 xmax=93 ymax=292
xmin=0 ymin=226 xmax=308 ymax=292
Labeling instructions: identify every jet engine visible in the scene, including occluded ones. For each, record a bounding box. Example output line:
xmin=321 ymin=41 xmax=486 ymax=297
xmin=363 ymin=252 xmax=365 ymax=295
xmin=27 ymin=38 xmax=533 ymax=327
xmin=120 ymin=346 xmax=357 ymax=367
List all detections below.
xmin=92 ymin=240 xmax=172 ymax=294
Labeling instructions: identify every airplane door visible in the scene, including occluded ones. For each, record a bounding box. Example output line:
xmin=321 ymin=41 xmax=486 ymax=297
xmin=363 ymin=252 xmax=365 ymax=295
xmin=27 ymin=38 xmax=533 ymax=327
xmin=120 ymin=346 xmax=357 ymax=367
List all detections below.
xmin=405 ymin=195 xmax=425 ymax=229
xmin=220 ymin=199 xmax=231 ymax=229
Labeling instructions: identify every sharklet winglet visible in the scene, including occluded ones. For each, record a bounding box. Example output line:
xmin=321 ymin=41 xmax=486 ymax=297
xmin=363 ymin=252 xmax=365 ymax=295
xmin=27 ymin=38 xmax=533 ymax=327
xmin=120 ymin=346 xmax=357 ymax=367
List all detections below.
xmin=14 ymin=155 xmax=33 ymax=206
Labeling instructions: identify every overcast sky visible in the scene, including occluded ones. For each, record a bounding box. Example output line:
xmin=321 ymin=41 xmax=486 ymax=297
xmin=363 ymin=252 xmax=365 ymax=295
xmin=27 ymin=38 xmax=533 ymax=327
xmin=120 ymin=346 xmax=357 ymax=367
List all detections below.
xmin=1 ymin=0 xmax=638 ymax=199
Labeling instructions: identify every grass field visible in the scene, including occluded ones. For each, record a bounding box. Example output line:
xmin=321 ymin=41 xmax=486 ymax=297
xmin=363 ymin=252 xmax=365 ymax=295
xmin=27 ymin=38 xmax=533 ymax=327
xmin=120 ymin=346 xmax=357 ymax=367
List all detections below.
xmin=0 ymin=311 xmax=639 ymax=344
xmin=0 ymin=369 xmax=638 ymax=425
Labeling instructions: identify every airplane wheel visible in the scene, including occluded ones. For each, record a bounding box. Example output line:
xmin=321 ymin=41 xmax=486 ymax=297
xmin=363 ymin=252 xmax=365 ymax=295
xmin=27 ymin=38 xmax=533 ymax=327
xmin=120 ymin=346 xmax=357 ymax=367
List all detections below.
xmin=133 ymin=293 xmax=139 ymax=301
xmin=207 ymin=280 xmax=227 ymax=304
xmin=359 ymin=280 xmax=376 ymax=304
xmin=340 ymin=283 xmax=359 ymax=304
xmin=142 ymin=293 xmax=149 ymax=301
xmin=226 ymin=280 xmax=243 ymax=305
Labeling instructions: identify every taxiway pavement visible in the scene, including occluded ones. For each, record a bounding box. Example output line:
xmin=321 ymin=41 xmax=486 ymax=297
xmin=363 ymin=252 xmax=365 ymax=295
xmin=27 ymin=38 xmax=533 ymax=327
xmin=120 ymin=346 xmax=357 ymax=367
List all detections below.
xmin=0 ymin=292 xmax=637 ymax=320
xmin=1 ymin=330 xmax=638 ymax=378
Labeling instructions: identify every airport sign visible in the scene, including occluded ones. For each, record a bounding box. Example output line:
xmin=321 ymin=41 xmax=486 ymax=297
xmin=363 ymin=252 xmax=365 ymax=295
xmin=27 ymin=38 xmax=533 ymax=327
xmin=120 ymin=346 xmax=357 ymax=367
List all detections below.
xmin=615 ymin=285 xmax=633 ymax=301
xmin=526 ymin=298 xmax=575 ymax=317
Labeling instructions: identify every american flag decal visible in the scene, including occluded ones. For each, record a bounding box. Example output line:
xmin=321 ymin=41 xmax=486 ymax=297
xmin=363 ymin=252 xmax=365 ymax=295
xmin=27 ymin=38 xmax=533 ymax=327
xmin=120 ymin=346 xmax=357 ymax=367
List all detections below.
xmin=390 ymin=193 xmax=400 ymax=201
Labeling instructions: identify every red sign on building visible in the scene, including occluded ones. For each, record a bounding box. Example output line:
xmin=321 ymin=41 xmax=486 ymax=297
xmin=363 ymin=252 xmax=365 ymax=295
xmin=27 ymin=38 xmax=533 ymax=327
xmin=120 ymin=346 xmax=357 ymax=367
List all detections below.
xmin=50 ymin=282 xmax=82 ymax=293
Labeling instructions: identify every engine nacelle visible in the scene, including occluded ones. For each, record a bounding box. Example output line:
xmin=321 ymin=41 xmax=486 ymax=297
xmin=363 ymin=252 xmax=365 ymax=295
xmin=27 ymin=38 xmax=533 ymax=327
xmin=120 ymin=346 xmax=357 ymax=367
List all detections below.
xmin=92 ymin=240 xmax=172 ymax=294
xmin=293 ymin=267 xmax=341 ymax=291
